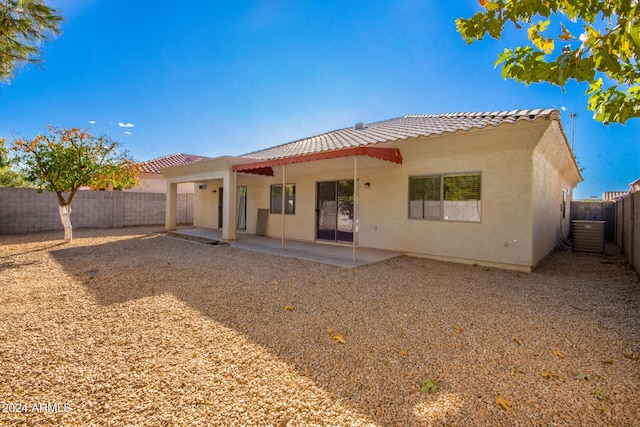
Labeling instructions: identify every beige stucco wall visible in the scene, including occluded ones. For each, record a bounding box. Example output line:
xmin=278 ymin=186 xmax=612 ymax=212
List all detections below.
xmin=237 ymin=158 xmax=359 ymax=240
xmin=192 ymin=179 xmax=223 ymax=229
xmin=234 ymin=120 xmax=567 ymax=270
xmin=163 ymin=120 xmax=581 ymax=271
xmin=127 ymin=172 xmax=194 ymax=194
xmin=236 ymin=174 xmax=270 ymax=234
xmin=531 ymin=121 xmax=581 ymax=266
xmin=362 ymin=126 xmax=539 ymax=269
xmin=163 ymin=157 xmax=241 ymax=238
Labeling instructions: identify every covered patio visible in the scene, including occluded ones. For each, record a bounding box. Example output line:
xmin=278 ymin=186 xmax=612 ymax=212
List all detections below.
xmin=168 ymin=227 xmax=401 ymax=268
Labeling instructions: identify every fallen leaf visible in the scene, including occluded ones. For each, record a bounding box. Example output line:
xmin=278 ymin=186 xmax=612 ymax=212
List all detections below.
xmin=552 ymin=348 xmax=565 ymax=358
xmin=542 ymin=372 xmax=559 ymax=379
xmin=592 ymin=389 xmax=608 ymax=401
xmin=420 ymin=379 xmax=439 ymax=393
xmin=454 ymin=325 xmax=463 ymax=334
xmin=327 ymin=328 xmax=334 ymax=335
xmin=272 ymin=280 xmax=279 ymax=285
xmin=574 ymin=373 xmax=589 ymax=380
xmin=508 ymin=365 xmax=523 ymax=374
xmin=400 ymin=350 xmax=407 ymax=357
xmin=623 ymin=351 xmax=638 ymax=360
xmin=512 ymin=337 xmax=523 ymax=345
xmin=284 ymin=305 xmax=294 ymax=311
xmin=332 ymin=334 xmax=345 ymax=344
xmin=495 ymin=395 xmax=511 ymax=411
xmin=602 ymin=359 xmax=614 ymax=365
xmin=599 ymin=403 xmax=612 ymax=415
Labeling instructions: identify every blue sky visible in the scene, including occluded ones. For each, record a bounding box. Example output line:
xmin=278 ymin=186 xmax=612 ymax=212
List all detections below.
xmin=1 ymin=0 xmax=637 ymax=199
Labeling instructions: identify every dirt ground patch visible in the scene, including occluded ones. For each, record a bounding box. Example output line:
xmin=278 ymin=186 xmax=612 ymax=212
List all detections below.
xmin=1 ymin=227 xmax=639 ymax=426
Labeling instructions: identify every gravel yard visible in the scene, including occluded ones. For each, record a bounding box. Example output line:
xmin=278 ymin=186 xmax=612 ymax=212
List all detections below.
xmin=1 ymin=227 xmax=639 ymax=426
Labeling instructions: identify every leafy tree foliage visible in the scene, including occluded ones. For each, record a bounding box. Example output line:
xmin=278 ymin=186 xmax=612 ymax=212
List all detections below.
xmin=456 ymin=0 xmax=640 ymax=124
xmin=0 ymin=137 xmax=28 ymax=186
xmin=0 ymin=0 xmax=63 ymax=83
xmin=11 ymin=126 xmax=140 ymax=241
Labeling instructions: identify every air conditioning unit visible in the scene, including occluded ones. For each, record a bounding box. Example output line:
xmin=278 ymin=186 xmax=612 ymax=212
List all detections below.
xmin=571 ymin=220 xmax=605 ymax=253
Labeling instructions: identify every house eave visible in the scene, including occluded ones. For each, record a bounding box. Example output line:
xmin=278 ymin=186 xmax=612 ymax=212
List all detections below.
xmin=233 ymin=146 xmax=403 ymax=175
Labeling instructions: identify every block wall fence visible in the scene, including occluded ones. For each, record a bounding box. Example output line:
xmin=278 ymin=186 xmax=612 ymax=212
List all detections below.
xmin=0 ymin=188 xmax=192 ymax=235
xmin=572 ymin=194 xmax=639 ymax=277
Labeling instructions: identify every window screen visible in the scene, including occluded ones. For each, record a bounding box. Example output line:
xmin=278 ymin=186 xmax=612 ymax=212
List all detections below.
xmin=409 ymin=173 xmax=481 ymax=222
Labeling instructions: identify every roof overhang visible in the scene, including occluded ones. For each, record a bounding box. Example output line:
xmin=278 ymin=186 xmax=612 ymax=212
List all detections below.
xmin=232 ymin=146 xmax=402 ymax=176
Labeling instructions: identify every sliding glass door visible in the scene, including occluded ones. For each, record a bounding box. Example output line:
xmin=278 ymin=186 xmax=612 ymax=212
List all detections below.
xmin=316 ymin=180 xmax=354 ymax=242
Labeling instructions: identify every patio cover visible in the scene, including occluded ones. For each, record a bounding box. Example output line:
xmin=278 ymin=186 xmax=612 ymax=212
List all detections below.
xmin=232 ymin=146 xmax=402 ymax=175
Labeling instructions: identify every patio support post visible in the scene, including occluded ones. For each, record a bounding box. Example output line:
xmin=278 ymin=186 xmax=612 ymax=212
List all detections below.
xmin=166 ymin=182 xmax=177 ymax=231
xmin=222 ymin=170 xmax=237 ymax=241
xmin=282 ymin=165 xmax=286 ymax=251
xmin=353 ymin=155 xmax=358 ymax=263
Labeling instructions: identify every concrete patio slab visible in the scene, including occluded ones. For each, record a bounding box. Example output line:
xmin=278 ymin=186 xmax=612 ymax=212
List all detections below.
xmin=169 ymin=227 xmax=401 ymax=268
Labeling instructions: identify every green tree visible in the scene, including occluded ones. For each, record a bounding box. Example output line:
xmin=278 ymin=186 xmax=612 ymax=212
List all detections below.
xmin=0 ymin=0 xmax=63 ymax=83
xmin=11 ymin=126 xmax=140 ymax=242
xmin=0 ymin=136 xmax=28 ymax=186
xmin=456 ymin=0 xmax=640 ymax=124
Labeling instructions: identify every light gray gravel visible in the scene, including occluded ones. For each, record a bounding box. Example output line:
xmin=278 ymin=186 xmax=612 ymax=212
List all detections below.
xmin=1 ymin=227 xmax=639 ymax=426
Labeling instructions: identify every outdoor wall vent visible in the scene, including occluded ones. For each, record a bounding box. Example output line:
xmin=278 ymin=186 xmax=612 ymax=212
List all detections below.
xmin=354 ymin=122 xmax=365 ymax=130
xmin=198 ymin=184 xmax=207 ymax=190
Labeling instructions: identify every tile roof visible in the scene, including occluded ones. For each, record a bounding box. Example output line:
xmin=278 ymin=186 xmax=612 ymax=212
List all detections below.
xmin=242 ymin=109 xmax=561 ymax=161
xmin=603 ymin=191 xmax=629 ymax=201
xmin=140 ymin=153 xmax=210 ymax=174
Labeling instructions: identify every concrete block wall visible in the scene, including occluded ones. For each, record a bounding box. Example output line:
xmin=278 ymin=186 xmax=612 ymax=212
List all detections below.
xmin=622 ymin=196 xmax=633 ymax=264
xmin=570 ymin=201 xmax=615 ymax=241
xmin=634 ymin=193 xmax=640 ymax=270
xmin=616 ymin=199 xmax=624 ymax=246
xmin=0 ymin=188 xmax=61 ymax=234
xmin=609 ymin=192 xmax=638 ymax=275
xmin=177 ymin=193 xmax=193 ymax=225
xmin=0 ymin=188 xmax=193 ymax=235
xmin=123 ymin=192 xmax=165 ymax=226
xmin=72 ymin=190 xmax=115 ymax=229
xmin=570 ymin=201 xmax=605 ymax=221
xmin=571 ymin=197 xmax=638 ymax=277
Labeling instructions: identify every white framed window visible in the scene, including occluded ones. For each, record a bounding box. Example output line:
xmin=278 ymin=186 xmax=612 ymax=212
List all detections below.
xmin=270 ymin=184 xmax=295 ymax=215
xmin=409 ymin=173 xmax=481 ymax=222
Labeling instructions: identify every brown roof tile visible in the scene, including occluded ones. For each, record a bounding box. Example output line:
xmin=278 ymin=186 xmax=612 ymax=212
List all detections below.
xmin=140 ymin=153 xmax=210 ymax=174
xmin=242 ymin=109 xmax=560 ymax=161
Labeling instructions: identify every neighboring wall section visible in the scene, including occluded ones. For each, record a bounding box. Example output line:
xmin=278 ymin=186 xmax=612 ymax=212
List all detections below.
xmin=127 ymin=173 xmax=195 ymax=194
xmin=570 ymin=201 xmax=616 ymax=241
xmin=0 ymin=188 xmax=193 ymax=234
xmin=572 ymin=194 xmax=640 ymax=277
xmin=616 ymin=192 xmax=639 ymax=273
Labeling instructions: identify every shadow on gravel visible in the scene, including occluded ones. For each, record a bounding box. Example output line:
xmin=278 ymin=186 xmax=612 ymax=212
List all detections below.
xmin=0 ymin=241 xmax=66 ymax=259
xmin=49 ymin=231 xmax=640 ymax=426
xmin=0 ymin=239 xmax=66 ymax=269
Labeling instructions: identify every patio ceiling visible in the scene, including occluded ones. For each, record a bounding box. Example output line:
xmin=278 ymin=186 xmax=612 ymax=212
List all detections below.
xmin=232 ymin=146 xmax=402 ymax=176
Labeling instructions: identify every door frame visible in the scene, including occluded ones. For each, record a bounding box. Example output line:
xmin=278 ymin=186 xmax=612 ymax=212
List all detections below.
xmin=218 ymin=187 xmax=224 ymax=229
xmin=315 ymin=179 xmax=354 ymax=243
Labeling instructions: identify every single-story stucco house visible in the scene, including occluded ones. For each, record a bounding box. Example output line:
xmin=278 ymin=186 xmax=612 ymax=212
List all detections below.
xmin=161 ymin=109 xmax=583 ymax=272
